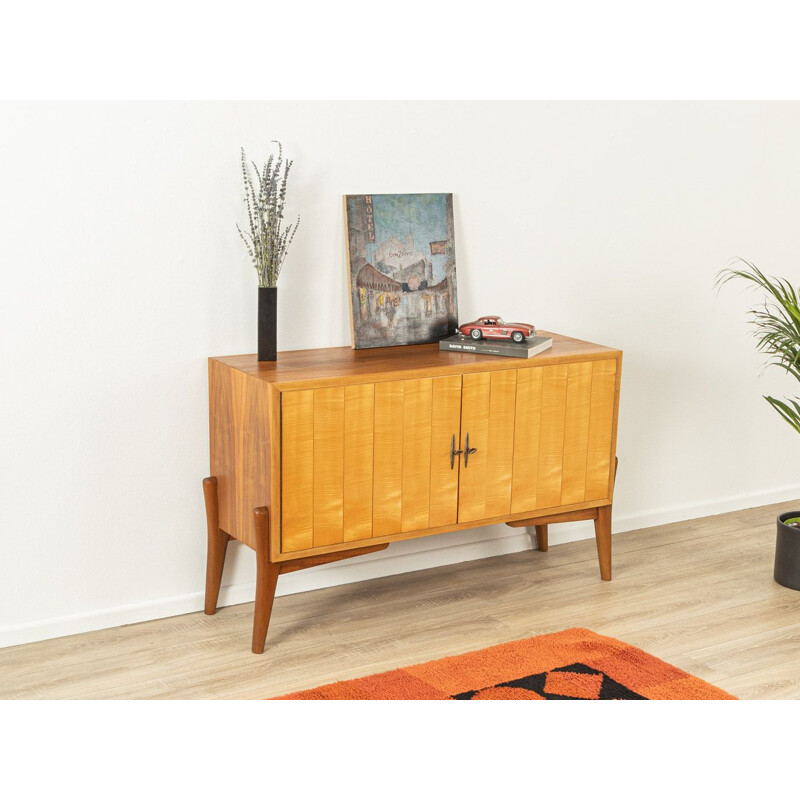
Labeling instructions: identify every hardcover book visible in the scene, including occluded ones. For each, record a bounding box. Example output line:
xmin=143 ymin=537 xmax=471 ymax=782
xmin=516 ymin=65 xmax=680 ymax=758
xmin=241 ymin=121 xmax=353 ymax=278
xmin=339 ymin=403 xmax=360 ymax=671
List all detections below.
xmin=439 ymin=334 xmax=553 ymax=359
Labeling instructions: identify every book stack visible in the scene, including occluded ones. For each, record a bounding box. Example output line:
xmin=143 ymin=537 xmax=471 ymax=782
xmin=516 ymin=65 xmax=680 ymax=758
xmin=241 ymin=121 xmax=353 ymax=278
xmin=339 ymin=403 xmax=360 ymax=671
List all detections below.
xmin=439 ymin=334 xmax=553 ymax=359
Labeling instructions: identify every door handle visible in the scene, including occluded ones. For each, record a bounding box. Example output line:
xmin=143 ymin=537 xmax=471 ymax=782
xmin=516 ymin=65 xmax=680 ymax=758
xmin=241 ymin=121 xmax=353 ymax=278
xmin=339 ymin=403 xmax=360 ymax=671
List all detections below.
xmin=464 ymin=432 xmax=478 ymax=468
xmin=450 ymin=434 xmax=463 ymax=470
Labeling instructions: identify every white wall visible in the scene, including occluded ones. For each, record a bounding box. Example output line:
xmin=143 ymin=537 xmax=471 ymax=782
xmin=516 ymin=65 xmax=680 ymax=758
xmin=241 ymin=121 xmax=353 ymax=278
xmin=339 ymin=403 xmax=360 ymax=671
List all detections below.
xmin=2 ymin=101 xmax=799 ymax=647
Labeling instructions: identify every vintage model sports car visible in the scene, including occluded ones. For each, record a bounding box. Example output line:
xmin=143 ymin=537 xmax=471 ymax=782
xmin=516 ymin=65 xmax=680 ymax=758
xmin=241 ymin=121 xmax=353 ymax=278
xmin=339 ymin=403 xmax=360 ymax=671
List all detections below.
xmin=458 ymin=315 xmax=536 ymax=343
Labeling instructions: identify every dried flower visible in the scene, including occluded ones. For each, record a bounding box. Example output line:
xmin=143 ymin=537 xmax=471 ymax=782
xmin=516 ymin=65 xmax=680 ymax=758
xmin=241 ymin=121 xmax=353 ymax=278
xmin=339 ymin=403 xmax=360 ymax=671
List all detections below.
xmin=236 ymin=141 xmax=299 ymax=288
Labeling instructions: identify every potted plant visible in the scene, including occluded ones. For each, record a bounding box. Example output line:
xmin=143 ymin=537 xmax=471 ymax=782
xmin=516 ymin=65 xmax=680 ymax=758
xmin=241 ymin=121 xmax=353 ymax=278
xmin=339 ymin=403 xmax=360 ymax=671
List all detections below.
xmin=237 ymin=141 xmax=300 ymax=361
xmin=717 ymin=259 xmax=800 ymax=589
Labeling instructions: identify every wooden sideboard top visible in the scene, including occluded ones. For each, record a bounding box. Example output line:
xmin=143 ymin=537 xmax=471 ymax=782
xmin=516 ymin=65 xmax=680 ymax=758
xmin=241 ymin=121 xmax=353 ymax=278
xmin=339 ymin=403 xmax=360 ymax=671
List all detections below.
xmin=210 ymin=331 xmax=622 ymax=390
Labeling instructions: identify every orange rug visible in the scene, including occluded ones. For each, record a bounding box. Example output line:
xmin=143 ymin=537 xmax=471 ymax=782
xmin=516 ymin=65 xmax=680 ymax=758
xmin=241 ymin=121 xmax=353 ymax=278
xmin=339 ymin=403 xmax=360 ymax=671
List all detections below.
xmin=272 ymin=628 xmax=735 ymax=700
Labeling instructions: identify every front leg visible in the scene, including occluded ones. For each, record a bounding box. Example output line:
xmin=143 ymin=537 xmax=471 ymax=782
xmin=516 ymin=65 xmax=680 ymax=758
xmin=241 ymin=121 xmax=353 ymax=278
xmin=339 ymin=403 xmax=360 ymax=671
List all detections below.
xmin=203 ymin=477 xmax=231 ymax=615
xmin=252 ymin=507 xmax=280 ymax=654
xmin=594 ymin=504 xmax=612 ymax=581
xmin=533 ymin=524 xmax=548 ymax=551
xmin=594 ymin=457 xmax=619 ymax=581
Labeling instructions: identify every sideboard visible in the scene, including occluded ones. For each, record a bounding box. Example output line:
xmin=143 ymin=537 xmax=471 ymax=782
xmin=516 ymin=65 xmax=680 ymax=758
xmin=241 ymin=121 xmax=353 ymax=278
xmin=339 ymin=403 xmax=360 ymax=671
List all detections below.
xmin=203 ymin=332 xmax=622 ymax=653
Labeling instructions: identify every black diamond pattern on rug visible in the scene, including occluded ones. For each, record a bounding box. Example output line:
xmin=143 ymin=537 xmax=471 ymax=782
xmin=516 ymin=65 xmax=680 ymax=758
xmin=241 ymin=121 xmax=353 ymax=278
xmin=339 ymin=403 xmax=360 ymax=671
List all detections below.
xmin=451 ymin=662 xmax=647 ymax=700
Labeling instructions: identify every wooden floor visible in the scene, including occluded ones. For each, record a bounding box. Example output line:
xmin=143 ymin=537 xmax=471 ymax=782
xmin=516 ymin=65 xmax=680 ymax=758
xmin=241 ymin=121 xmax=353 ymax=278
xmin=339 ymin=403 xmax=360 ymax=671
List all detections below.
xmin=3 ymin=500 xmax=800 ymax=700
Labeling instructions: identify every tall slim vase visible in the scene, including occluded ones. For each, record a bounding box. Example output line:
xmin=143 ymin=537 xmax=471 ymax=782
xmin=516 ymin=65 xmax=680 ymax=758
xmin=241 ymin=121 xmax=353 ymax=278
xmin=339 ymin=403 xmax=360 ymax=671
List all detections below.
xmin=258 ymin=286 xmax=277 ymax=361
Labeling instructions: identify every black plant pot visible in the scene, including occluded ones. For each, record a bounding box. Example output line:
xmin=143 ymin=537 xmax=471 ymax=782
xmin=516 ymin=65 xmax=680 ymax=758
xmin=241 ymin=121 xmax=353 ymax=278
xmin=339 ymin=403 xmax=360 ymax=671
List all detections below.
xmin=258 ymin=286 xmax=277 ymax=362
xmin=774 ymin=511 xmax=800 ymax=590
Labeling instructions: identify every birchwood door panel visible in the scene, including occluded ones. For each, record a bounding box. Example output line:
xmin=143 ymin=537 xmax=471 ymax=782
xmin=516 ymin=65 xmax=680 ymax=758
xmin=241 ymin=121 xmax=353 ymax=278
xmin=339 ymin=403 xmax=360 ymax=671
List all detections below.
xmin=457 ymin=370 xmax=518 ymax=523
xmin=280 ymin=357 xmax=618 ymax=553
xmin=312 ymin=387 xmax=345 ymax=547
xmin=372 ymin=375 xmax=462 ymax=536
xmin=343 ymin=383 xmax=375 ymax=542
xmin=584 ymin=359 xmax=618 ymax=501
xmin=510 ymin=359 xmax=618 ymax=514
xmin=280 ymin=383 xmax=386 ymax=551
xmin=281 ymin=375 xmax=462 ymax=553
xmin=428 ymin=374 xmax=462 ymax=528
xmin=280 ymin=389 xmax=314 ymax=552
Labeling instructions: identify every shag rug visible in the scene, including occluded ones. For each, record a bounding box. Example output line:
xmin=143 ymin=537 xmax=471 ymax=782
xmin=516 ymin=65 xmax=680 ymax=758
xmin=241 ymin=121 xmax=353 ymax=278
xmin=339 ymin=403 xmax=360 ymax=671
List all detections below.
xmin=272 ymin=628 xmax=735 ymax=700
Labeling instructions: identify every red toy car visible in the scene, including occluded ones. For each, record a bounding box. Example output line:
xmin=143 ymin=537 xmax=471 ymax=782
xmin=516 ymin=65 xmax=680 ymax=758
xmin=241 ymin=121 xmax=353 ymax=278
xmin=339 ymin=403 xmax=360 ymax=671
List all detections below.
xmin=458 ymin=315 xmax=536 ymax=343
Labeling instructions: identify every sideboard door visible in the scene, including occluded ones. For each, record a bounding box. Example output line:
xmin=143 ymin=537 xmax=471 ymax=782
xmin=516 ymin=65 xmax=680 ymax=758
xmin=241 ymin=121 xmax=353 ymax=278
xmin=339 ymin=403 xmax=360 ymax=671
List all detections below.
xmin=511 ymin=359 xmax=617 ymax=514
xmin=457 ymin=370 xmax=518 ymax=523
xmin=281 ymin=375 xmax=462 ymax=554
xmin=373 ymin=375 xmax=462 ymax=537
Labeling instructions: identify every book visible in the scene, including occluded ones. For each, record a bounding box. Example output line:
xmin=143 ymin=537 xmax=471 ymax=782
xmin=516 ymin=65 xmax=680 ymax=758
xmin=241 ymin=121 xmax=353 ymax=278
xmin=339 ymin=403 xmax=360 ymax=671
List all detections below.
xmin=438 ymin=334 xmax=553 ymax=359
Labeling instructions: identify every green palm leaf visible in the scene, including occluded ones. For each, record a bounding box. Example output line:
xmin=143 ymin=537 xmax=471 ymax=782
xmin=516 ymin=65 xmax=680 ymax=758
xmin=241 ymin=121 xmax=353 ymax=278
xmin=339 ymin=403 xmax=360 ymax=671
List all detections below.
xmin=717 ymin=258 xmax=800 ymax=434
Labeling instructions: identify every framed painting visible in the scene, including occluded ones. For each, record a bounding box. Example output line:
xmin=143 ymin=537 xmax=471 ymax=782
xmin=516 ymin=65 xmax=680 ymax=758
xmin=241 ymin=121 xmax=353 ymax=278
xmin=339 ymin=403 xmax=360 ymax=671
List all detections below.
xmin=344 ymin=193 xmax=458 ymax=349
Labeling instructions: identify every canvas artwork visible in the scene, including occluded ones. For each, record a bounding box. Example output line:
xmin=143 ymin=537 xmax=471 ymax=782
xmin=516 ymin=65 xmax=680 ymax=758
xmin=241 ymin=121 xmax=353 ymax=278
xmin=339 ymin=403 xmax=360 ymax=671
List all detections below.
xmin=344 ymin=193 xmax=458 ymax=349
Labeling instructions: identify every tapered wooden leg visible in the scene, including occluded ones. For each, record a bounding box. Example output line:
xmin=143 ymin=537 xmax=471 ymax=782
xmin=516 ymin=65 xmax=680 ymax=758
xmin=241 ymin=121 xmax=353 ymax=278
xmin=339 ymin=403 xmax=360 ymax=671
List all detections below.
xmin=534 ymin=524 xmax=549 ymax=551
xmin=252 ymin=506 xmax=280 ymax=654
xmin=594 ymin=504 xmax=612 ymax=581
xmin=203 ymin=477 xmax=231 ymax=615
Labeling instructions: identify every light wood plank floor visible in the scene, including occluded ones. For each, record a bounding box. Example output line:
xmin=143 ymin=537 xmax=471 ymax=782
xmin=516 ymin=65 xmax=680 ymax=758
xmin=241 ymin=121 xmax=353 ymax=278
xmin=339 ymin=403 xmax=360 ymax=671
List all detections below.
xmin=3 ymin=500 xmax=800 ymax=699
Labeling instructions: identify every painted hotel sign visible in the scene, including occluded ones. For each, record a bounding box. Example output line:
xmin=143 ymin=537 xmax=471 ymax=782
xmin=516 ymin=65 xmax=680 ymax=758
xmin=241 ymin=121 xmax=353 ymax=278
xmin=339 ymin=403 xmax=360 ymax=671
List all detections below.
xmin=365 ymin=195 xmax=375 ymax=243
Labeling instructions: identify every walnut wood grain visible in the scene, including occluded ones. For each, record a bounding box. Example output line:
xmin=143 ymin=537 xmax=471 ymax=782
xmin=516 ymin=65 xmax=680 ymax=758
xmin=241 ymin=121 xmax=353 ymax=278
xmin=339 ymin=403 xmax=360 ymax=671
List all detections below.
xmin=207 ymin=333 xmax=623 ymax=652
xmin=505 ymin=507 xmax=601 ymax=527
xmin=208 ymin=359 xmax=271 ymax=550
xmin=211 ymin=332 xmax=622 ymax=392
xmin=534 ymin=525 xmax=548 ymax=551
xmin=252 ymin=507 xmax=280 ymax=654
xmin=210 ymin=335 xmax=622 ymax=555
xmin=202 ymin=477 xmax=231 ymax=615
xmin=278 ymin=544 xmax=389 ymax=574
xmin=594 ymin=504 xmax=612 ymax=581
xmin=593 ymin=456 xmax=619 ymax=580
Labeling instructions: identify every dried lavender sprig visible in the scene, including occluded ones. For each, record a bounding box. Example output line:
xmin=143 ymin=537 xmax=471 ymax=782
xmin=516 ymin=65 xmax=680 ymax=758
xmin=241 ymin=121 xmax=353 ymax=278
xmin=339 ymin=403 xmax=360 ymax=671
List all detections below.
xmin=237 ymin=141 xmax=299 ymax=288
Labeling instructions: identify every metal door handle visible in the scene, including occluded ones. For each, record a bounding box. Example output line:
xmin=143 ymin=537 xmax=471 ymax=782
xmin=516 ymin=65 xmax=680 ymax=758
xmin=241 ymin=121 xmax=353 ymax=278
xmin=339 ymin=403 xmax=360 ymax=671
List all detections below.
xmin=464 ymin=432 xmax=478 ymax=468
xmin=450 ymin=434 xmax=463 ymax=470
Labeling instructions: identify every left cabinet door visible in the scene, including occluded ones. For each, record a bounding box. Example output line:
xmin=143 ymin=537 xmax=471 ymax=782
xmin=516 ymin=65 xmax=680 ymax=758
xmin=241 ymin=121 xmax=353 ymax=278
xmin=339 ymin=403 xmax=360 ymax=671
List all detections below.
xmin=280 ymin=375 xmax=462 ymax=554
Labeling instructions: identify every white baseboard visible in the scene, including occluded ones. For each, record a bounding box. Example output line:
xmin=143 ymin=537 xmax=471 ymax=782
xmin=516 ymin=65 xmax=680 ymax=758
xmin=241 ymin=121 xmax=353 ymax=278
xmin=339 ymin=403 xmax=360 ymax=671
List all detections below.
xmin=613 ymin=483 xmax=800 ymax=533
xmin=3 ymin=483 xmax=799 ymax=650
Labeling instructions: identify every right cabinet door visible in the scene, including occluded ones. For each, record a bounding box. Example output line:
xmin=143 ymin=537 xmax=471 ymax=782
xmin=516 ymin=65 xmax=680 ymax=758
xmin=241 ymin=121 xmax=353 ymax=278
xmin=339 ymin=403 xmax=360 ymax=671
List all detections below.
xmin=511 ymin=358 xmax=618 ymax=515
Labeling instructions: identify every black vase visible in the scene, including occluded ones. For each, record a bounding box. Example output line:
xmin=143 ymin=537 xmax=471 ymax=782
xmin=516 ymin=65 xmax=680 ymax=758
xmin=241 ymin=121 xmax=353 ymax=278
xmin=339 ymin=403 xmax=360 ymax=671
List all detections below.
xmin=774 ymin=512 xmax=800 ymax=590
xmin=258 ymin=286 xmax=277 ymax=362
